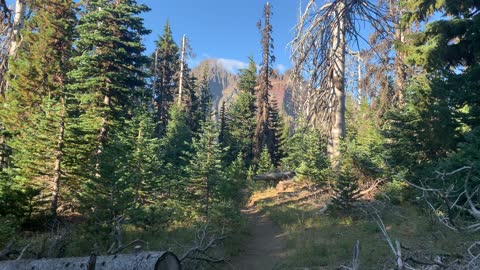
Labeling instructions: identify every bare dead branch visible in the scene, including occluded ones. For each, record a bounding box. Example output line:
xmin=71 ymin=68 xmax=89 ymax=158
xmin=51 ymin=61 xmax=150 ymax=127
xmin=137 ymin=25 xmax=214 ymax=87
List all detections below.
xmin=179 ymin=224 xmax=227 ymax=266
xmin=15 ymin=242 xmax=31 ymax=261
xmin=290 ymin=0 xmax=392 ymax=132
xmin=402 ymin=166 xmax=480 ymax=232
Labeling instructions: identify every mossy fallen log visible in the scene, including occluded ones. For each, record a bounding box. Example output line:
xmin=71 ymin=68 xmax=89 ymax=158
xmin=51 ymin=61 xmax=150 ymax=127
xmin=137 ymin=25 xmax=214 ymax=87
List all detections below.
xmin=0 ymin=251 xmax=180 ymax=270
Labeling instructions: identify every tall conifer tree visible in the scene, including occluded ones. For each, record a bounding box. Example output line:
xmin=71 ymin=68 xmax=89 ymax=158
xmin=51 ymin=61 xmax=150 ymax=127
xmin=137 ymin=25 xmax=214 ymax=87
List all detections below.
xmin=254 ymin=2 xmax=275 ymax=162
xmin=228 ymin=57 xmax=257 ymax=165
xmin=0 ymin=0 xmax=76 ymax=218
xmin=268 ymin=98 xmax=284 ymax=166
xmin=186 ymin=120 xmax=224 ymax=218
xmin=67 ymin=0 xmax=150 ymax=223
xmin=197 ymin=66 xmax=212 ymax=122
xmin=152 ymin=21 xmax=180 ymax=137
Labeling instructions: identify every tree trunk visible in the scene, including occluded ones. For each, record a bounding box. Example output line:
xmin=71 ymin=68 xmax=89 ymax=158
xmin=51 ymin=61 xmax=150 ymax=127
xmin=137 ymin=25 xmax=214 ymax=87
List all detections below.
xmin=391 ymin=0 xmax=407 ymax=107
xmin=96 ymin=94 xmax=110 ymax=177
xmin=178 ymin=34 xmax=185 ymax=106
xmin=0 ymin=251 xmax=181 ymax=270
xmin=254 ymin=2 xmax=272 ymax=161
xmin=327 ymin=0 xmax=346 ymax=168
xmin=9 ymin=0 xmax=26 ymax=57
xmin=50 ymin=96 xmax=66 ymax=219
xmin=357 ymin=53 xmax=363 ymax=105
xmin=0 ymin=125 xmax=7 ymax=171
xmin=152 ymin=48 xmax=158 ymax=112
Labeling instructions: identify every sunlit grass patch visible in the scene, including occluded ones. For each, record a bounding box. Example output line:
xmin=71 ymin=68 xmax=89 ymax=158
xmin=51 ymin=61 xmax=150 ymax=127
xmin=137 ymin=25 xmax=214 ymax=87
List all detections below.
xmin=260 ymin=201 xmax=478 ymax=269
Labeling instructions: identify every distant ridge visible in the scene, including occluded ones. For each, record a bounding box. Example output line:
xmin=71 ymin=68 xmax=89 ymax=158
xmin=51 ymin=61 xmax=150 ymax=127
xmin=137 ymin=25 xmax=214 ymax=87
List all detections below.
xmin=192 ymin=59 xmax=292 ymax=115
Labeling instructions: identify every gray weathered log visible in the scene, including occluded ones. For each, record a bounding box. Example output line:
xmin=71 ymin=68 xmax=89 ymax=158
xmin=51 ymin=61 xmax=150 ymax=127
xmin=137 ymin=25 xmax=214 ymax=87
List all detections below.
xmin=0 ymin=251 xmax=180 ymax=270
xmin=253 ymin=171 xmax=295 ymax=181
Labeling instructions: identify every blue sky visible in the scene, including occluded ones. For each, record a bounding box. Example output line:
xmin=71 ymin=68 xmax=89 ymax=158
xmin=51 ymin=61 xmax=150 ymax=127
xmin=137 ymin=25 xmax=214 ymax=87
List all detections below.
xmin=4 ymin=0 xmax=300 ymax=73
xmin=140 ymin=0 xmax=300 ymax=73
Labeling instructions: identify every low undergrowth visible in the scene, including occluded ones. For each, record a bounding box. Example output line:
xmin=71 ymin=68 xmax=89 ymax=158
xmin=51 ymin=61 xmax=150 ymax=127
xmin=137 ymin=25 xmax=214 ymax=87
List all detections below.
xmin=252 ymin=181 xmax=478 ymax=269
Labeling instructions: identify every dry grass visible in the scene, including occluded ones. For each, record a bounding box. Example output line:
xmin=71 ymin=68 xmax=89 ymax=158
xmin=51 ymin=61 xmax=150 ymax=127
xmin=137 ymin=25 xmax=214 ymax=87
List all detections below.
xmin=251 ymin=180 xmax=480 ymax=270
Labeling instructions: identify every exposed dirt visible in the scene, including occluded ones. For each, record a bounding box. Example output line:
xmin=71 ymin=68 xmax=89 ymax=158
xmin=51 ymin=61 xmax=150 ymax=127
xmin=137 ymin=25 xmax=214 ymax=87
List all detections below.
xmin=225 ymin=208 xmax=288 ymax=270
xmin=225 ymin=180 xmax=328 ymax=270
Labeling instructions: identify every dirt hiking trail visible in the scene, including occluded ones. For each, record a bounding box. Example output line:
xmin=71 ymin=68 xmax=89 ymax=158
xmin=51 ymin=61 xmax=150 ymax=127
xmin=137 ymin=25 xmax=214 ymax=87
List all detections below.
xmin=225 ymin=207 xmax=287 ymax=270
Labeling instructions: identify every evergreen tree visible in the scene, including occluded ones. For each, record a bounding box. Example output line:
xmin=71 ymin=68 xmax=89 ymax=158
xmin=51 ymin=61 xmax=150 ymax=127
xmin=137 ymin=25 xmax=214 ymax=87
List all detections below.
xmin=257 ymin=146 xmax=274 ymax=174
xmin=152 ymin=21 xmax=180 ymax=137
xmin=228 ymin=57 xmax=257 ymax=165
xmin=384 ymin=70 xmax=459 ymax=176
xmin=390 ymin=0 xmax=480 ymax=172
xmin=197 ymin=66 xmax=212 ymax=123
xmin=223 ymin=153 xmax=247 ymax=205
xmin=268 ymin=98 xmax=284 ymax=166
xmin=218 ymin=100 xmax=228 ymax=148
xmin=159 ymin=105 xmax=192 ymax=200
xmin=238 ymin=56 xmax=257 ymax=112
xmin=0 ymin=0 xmax=76 ymax=218
xmin=254 ymin=2 xmax=275 ymax=162
xmin=180 ymin=64 xmax=199 ymax=129
xmin=125 ymin=108 xmax=161 ymax=209
xmin=332 ymin=170 xmax=361 ymax=210
xmin=67 ymin=0 xmax=150 ymax=223
xmin=186 ymin=120 xmax=224 ymax=219
xmin=282 ymin=124 xmax=330 ymax=182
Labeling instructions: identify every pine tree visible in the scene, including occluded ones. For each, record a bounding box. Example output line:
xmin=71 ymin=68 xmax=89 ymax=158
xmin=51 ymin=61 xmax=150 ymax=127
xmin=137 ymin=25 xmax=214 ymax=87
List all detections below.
xmin=282 ymin=124 xmax=330 ymax=182
xmin=223 ymin=152 xmax=247 ymax=205
xmin=152 ymin=21 xmax=180 ymax=137
xmin=0 ymin=0 xmax=76 ymax=218
xmin=186 ymin=120 xmax=224 ymax=219
xmin=401 ymin=0 xmax=480 ymax=134
xmin=197 ymin=66 xmax=212 ymax=123
xmin=254 ymin=2 xmax=275 ymax=163
xmin=67 ymin=0 xmax=150 ymax=223
xmin=181 ymin=64 xmax=199 ymax=130
xmin=125 ymin=108 xmax=161 ymax=209
xmin=218 ymin=100 xmax=228 ymax=147
xmin=159 ymin=104 xmax=192 ymax=199
xmin=238 ymin=56 xmax=257 ymax=111
xmin=332 ymin=170 xmax=361 ymax=210
xmin=268 ymin=98 xmax=284 ymax=166
xmin=257 ymin=146 xmax=274 ymax=174
xmin=228 ymin=57 xmax=257 ymax=165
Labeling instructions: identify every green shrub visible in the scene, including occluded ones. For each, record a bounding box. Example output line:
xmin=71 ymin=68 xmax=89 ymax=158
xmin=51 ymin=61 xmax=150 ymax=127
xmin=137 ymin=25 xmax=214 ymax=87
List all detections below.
xmin=376 ymin=179 xmax=411 ymax=205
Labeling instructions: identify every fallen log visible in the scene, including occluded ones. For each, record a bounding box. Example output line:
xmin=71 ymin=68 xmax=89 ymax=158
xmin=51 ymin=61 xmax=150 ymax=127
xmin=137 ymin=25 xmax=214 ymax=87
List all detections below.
xmin=253 ymin=171 xmax=295 ymax=182
xmin=0 ymin=251 xmax=180 ymax=270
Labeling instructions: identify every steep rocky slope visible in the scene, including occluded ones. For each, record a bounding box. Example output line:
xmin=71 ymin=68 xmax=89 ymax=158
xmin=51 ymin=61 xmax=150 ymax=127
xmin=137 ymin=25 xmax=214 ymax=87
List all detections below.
xmin=192 ymin=59 xmax=292 ymax=114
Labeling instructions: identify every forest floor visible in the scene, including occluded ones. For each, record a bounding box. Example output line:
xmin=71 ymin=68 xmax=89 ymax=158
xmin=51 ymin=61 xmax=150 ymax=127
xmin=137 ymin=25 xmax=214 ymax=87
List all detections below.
xmin=226 ymin=180 xmax=480 ymax=270
xmin=226 ymin=207 xmax=288 ymax=270
xmin=225 ymin=180 xmax=323 ymax=270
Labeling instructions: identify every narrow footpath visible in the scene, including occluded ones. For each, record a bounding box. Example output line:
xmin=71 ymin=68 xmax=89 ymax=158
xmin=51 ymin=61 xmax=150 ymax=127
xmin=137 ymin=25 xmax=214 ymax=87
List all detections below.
xmin=226 ymin=208 xmax=287 ymax=270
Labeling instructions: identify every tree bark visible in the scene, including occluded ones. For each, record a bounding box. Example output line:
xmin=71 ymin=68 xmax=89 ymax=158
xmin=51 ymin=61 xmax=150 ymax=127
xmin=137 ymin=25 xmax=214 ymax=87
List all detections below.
xmin=327 ymin=0 xmax=346 ymax=168
xmin=391 ymin=0 xmax=407 ymax=107
xmin=9 ymin=0 xmax=26 ymax=57
xmin=0 ymin=251 xmax=181 ymax=270
xmin=152 ymin=48 xmax=158 ymax=112
xmin=254 ymin=2 xmax=272 ymax=161
xmin=0 ymin=125 xmax=7 ymax=171
xmin=96 ymin=93 xmax=110 ymax=177
xmin=178 ymin=34 xmax=185 ymax=106
xmin=51 ymin=96 xmax=66 ymax=219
